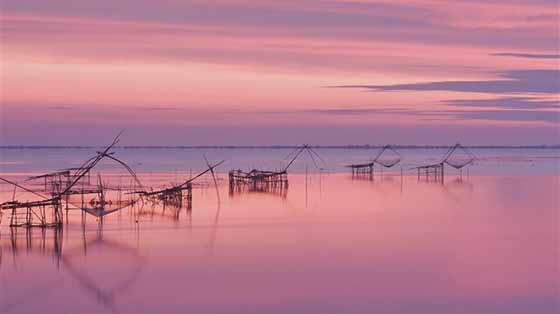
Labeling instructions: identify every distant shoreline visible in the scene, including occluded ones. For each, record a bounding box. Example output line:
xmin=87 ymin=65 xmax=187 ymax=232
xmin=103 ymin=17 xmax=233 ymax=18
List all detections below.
xmin=1 ymin=145 xmax=559 ymax=149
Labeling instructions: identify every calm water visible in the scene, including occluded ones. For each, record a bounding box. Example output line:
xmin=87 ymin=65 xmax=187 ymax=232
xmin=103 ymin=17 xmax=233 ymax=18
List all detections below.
xmin=1 ymin=147 xmax=559 ymax=175
xmin=0 ymin=148 xmax=558 ymax=313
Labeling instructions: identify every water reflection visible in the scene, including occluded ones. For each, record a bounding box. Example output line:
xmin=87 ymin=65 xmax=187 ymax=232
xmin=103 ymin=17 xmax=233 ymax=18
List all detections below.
xmin=0 ymin=174 xmax=558 ymax=314
xmin=228 ymin=183 xmax=288 ymax=199
xmin=1 ymin=227 xmax=64 ymax=274
xmin=65 ymin=231 xmax=144 ymax=313
xmin=1 ymin=225 xmax=144 ymax=314
xmin=137 ymin=201 xmax=187 ymax=222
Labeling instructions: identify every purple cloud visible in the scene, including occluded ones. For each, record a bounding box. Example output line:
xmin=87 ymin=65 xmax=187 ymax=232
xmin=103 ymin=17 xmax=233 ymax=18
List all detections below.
xmin=331 ymin=69 xmax=560 ymax=94
xmin=2 ymin=0 xmax=558 ymax=50
xmin=444 ymin=97 xmax=559 ymax=109
xmin=308 ymin=107 xmax=559 ymax=124
xmin=492 ymin=52 xmax=560 ymax=59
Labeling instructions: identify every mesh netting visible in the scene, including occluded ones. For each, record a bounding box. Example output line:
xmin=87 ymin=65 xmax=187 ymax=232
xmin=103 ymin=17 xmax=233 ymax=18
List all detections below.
xmin=283 ymin=145 xmax=326 ymax=171
xmin=374 ymin=145 xmax=401 ymax=168
xmin=443 ymin=144 xmax=475 ymax=169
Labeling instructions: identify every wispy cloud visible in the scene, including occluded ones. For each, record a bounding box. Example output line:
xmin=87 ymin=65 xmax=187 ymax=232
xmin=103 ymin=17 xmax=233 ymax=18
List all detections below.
xmin=46 ymin=105 xmax=73 ymax=110
xmin=444 ymin=97 xmax=559 ymax=109
xmin=446 ymin=109 xmax=559 ymax=123
xmin=137 ymin=106 xmax=182 ymax=111
xmin=331 ymin=69 xmax=560 ymax=94
xmin=304 ymin=108 xmax=413 ymax=115
xmin=492 ymin=52 xmax=560 ymax=59
xmin=225 ymin=105 xmax=559 ymax=124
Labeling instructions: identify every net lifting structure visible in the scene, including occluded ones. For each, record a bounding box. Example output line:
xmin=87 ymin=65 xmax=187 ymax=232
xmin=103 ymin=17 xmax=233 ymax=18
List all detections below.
xmin=228 ymin=145 xmax=324 ymax=194
xmin=347 ymin=145 xmax=402 ymax=176
xmin=0 ymin=133 xmax=223 ymax=228
xmin=414 ymin=143 xmax=475 ymax=182
xmin=132 ymin=159 xmax=224 ymax=213
xmin=0 ymin=133 xmax=134 ymax=227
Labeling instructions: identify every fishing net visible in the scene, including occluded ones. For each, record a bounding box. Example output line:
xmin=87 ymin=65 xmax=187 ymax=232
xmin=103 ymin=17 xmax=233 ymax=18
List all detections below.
xmin=374 ymin=145 xmax=401 ymax=168
xmin=282 ymin=145 xmax=326 ymax=171
xmin=443 ymin=144 xmax=475 ymax=169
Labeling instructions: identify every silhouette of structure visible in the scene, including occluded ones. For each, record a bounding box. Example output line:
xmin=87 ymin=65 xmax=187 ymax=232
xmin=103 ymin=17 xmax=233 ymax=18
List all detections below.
xmin=134 ymin=160 xmax=223 ymax=212
xmin=414 ymin=143 xmax=475 ymax=182
xmin=0 ymin=133 xmax=223 ymax=228
xmin=347 ymin=145 xmax=401 ymax=176
xmin=0 ymin=133 xmax=140 ymax=227
xmin=228 ymin=145 xmax=323 ymax=194
xmin=229 ymin=178 xmax=289 ymax=198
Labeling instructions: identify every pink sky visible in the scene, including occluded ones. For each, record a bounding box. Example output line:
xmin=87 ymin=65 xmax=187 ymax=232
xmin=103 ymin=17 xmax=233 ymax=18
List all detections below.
xmin=1 ymin=0 xmax=558 ymax=145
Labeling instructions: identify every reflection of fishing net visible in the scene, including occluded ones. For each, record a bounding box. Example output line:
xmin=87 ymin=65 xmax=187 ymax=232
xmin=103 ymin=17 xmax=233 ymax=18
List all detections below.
xmin=62 ymin=237 xmax=144 ymax=309
xmin=374 ymin=145 xmax=401 ymax=168
xmin=443 ymin=144 xmax=475 ymax=169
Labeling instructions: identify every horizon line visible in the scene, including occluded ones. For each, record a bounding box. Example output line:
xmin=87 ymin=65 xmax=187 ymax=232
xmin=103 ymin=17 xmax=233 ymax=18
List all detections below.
xmin=1 ymin=144 xmax=559 ymax=149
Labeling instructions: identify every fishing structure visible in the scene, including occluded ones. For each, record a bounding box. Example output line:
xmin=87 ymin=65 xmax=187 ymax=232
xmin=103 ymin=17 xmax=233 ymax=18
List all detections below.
xmin=0 ymin=138 xmax=480 ymax=230
xmin=228 ymin=181 xmax=289 ymax=198
xmin=133 ymin=159 xmax=224 ymax=214
xmin=228 ymin=145 xmax=324 ymax=195
xmin=347 ymin=145 xmax=402 ymax=176
xmin=0 ymin=133 xmax=223 ymax=228
xmin=414 ymin=143 xmax=475 ymax=182
xmin=0 ymin=133 xmax=143 ymax=227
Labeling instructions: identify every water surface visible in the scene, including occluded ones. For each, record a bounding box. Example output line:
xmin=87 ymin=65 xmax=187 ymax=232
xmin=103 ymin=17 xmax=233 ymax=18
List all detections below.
xmin=0 ymin=149 xmax=558 ymax=313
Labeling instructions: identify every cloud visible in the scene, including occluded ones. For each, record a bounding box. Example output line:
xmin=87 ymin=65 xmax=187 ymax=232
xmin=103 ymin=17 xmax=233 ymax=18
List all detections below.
xmin=137 ymin=106 xmax=182 ymax=111
xmin=0 ymin=1 xmax=437 ymax=30
xmin=444 ymin=97 xmax=559 ymax=109
xmin=331 ymin=69 xmax=560 ymax=94
xmin=492 ymin=52 xmax=560 ymax=59
xmin=227 ymin=104 xmax=559 ymax=124
xmin=2 ymin=0 xmax=558 ymax=52
xmin=46 ymin=105 xmax=73 ymax=110
xmin=304 ymin=108 xmax=413 ymax=115
xmin=443 ymin=109 xmax=559 ymax=123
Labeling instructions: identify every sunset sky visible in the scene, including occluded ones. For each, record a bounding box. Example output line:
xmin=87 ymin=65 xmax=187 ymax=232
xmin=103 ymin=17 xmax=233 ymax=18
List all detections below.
xmin=1 ymin=0 xmax=559 ymax=145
